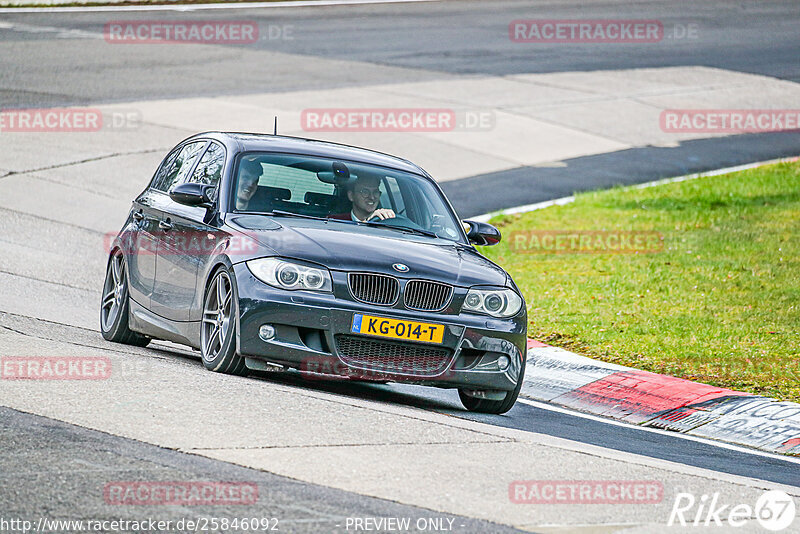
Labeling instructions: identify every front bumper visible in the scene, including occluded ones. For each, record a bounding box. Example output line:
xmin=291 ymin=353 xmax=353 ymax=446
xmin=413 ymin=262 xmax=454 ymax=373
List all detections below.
xmin=232 ymin=264 xmax=527 ymax=391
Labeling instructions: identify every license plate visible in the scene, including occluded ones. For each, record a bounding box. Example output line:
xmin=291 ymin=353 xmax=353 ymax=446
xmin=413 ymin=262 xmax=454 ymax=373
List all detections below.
xmin=351 ymin=314 xmax=445 ymax=344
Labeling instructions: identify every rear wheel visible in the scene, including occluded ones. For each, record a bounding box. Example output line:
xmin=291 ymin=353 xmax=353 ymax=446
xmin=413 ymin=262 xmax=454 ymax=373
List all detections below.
xmin=458 ymin=357 xmax=525 ymax=414
xmin=100 ymin=250 xmax=150 ymax=347
xmin=200 ymin=269 xmax=247 ymax=376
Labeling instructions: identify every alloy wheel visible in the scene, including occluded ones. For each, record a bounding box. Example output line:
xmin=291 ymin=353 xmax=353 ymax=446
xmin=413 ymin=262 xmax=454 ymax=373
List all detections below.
xmin=201 ymin=271 xmax=233 ymax=362
xmin=101 ymin=251 xmax=126 ymax=332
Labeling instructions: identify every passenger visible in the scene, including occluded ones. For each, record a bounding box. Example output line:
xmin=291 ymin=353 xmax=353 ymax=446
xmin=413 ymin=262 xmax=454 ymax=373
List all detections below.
xmin=329 ymin=175 xmax=395 ymax=222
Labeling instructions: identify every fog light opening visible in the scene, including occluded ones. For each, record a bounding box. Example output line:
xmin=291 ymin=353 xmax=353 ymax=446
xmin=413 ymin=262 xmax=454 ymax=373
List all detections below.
xmin=259 ymin=324 xmax=276 ymax=342
xmin=497 ymin=355 xmax=510 ymax=370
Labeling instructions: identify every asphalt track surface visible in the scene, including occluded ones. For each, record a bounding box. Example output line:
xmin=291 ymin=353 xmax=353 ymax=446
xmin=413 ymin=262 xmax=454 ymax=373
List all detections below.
xmin=0 ymin=407 xmax=525 ymax=533
xmin=2 ymin=0 xmax=799 ymax=104
xmin=2 ymin=0 xmax=800 ymax=215
xmin=1 ymin=0 xmax=800 ymax=531
xmin=236 ymin=375 xmax=800 ymax=489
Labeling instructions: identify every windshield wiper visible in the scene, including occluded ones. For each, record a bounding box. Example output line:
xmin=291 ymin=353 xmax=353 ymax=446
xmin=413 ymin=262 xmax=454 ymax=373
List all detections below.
xmin=265 ymin=211 xmax=442 ymax=238
xmin=359 ymin=221 xmax=439 ymax=239
xmin=267 ymin=210 xmax=326 ymax=221
xmin=267 ymin=210 xmax=359 ymax=225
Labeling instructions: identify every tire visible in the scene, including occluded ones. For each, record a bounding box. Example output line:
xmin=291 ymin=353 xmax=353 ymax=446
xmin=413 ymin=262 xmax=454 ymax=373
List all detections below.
xmin=458 ymin=357 xmax=526 ymax=414
xmin=100 ymin=250 xmax=150 ymax=347
xmin=200 ymin=268 xmax=247 ymax=376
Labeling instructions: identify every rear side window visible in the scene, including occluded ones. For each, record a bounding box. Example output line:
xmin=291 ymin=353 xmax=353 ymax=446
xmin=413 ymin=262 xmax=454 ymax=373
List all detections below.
xmin=258 ymin=163 xmax=334 ymax=199
xmin=150 ymin=141 xmax=206 ymax=192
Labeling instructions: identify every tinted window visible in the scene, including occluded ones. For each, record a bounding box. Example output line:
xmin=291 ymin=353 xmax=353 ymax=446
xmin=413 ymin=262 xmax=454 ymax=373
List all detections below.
xmin=258 ymin=162 xmax=335 ymax=199
xmin=150 ymin=141 xmax=206 ymax=192
xmin=188 ymin=142 xmax=225 ymax=188
xmin=232 ymin=153 xmax=464 ymax=242
xmin=385 ymin=176 xmax=405 ymax=214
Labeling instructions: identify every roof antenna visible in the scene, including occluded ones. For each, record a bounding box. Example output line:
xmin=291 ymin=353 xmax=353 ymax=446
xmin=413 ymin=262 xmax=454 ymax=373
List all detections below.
xmin=273 ymin=116 xmax=278 ymax=135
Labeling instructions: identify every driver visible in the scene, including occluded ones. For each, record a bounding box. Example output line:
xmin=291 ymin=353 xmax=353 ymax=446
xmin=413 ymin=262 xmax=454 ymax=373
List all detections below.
xmin=236 ymin=159 xmax=263 ymax=210
xmin=329 ymin=175 xmax=395 ymax=222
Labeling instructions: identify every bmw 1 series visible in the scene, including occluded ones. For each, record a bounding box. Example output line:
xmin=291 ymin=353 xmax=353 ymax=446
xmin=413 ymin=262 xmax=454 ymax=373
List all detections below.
xmin=101 ymin=132 xmax=527 ymax=413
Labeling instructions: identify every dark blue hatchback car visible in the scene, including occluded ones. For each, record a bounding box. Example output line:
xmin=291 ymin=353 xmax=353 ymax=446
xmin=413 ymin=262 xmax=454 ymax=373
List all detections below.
xmin=101 ymin=132 xmax=527 ymax=413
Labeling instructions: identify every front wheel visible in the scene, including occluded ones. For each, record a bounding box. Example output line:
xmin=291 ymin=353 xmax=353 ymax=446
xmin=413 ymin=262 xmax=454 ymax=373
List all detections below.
xmin=200 ymin=269 xmax=247 ymax=376
xmin=100 ymin=250 xmax=150 ymax=347
xmin=458 ymin=357 xmax=525 ymax=414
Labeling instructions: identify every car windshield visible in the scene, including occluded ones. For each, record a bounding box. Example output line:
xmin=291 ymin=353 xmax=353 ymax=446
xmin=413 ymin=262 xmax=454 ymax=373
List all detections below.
xmin=231 ymin=152 xmax=465 ymax=242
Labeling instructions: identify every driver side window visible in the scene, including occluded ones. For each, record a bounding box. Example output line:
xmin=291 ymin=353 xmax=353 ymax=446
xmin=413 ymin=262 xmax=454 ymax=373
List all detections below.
xmin=383 ymin=176 xmax=405 ymax=216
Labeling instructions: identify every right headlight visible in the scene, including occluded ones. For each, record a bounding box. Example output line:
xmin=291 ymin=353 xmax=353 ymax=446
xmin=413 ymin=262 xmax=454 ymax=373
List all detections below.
xmin=246 ymin=257 xmax=332 ymax=292
xmin=462 ymin=287 xmax=522 ymax=318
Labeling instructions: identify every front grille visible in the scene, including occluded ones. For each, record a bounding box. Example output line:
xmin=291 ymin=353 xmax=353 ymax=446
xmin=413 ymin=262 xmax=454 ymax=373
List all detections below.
xmin=348 ymin=273 xmax=399 ymax=306
xmin=335 ymin=335 xmax=452 ymax=377
xmin=404 ymin=280 xmax=453 ymax=311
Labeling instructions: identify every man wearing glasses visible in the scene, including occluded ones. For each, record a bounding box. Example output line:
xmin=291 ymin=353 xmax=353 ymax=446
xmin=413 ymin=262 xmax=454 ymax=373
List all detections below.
xmin=329 ymin=175 xmax=396 ymax=222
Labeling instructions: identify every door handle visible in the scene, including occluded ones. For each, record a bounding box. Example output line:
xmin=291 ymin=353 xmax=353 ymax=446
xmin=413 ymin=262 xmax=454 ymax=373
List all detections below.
xmin=159 ymin=219 xmax=173 ymax=231
xmin=132 ymin=211 xmax=144 ymax=222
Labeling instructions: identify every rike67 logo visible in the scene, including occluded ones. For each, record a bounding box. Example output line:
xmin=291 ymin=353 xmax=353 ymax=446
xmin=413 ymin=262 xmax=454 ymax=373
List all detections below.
xmin=669 ymin=490 xmax=796 ymax=531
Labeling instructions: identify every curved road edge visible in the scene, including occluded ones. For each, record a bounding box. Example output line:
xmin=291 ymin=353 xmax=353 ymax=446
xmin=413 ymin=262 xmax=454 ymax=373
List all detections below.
xmin=522 ymin=339 xmax=800 ymax=456
xmin=469 ymin=154 xmax=800 ymax=457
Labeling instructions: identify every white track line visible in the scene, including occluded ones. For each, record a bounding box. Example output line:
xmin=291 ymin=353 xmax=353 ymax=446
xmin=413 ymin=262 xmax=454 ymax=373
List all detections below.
xmin=495 ymin=155 xmax=800 ymax=460
xmin=517 ymin=398 xmax=800 ymax=465
xmin=0 ymin=0 xmax=438 ymax=14
xmin=471 ymin=196 xmax=574 ymax=223
xmin=0 ymin=20 xmax=102 ymax=38
xmin=472 ymin=155 xmax=800 ymax=222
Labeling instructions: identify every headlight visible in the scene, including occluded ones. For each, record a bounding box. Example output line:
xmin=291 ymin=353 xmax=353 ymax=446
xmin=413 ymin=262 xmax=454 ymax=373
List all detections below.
xmin=462 ymin=287 xmax=522 ymax=318
xmin=247 ymin=258 xmax=332 ymax=292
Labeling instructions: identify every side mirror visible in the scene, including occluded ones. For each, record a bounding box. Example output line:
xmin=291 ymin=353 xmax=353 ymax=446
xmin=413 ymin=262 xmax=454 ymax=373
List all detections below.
xmin=170 ymin=182 xmax=214 ymax=208
xmin=462 ymin=219 xmax=501 ymax=246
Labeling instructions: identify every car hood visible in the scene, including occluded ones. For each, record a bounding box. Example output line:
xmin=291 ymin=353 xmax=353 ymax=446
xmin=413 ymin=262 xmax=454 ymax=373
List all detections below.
xmin=226 ymin=215 xmax=508 ymax=287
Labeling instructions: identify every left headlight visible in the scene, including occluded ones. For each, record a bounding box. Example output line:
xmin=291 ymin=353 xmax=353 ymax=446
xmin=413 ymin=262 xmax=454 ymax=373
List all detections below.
xmin=463 ymin=287 xmax=523 ymax=318
xmin=247 ymin=258 xmax=333 ymax=292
